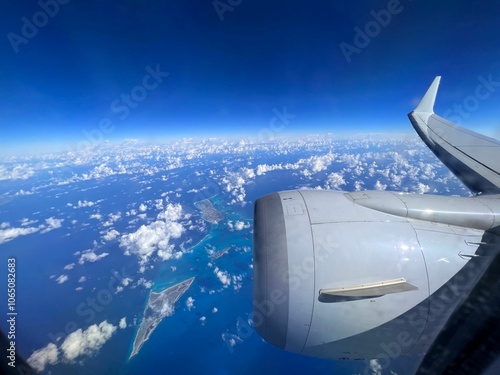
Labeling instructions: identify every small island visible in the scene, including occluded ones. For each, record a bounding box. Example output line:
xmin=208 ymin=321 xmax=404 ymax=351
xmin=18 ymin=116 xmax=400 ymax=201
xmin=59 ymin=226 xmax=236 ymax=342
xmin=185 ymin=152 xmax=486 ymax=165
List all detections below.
xmin=210 ymin=246 xmax=231 ymax=260
xmin=129 ymin=277 xmax=195 ymax=359
xmin=194 ymin=199 xmax=224 ymax=224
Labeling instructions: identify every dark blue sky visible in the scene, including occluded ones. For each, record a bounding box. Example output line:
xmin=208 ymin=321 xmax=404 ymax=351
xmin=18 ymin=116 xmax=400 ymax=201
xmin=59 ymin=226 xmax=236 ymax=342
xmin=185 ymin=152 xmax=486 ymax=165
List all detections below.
xmin=2 ymin=0 xmax=500 ymax=151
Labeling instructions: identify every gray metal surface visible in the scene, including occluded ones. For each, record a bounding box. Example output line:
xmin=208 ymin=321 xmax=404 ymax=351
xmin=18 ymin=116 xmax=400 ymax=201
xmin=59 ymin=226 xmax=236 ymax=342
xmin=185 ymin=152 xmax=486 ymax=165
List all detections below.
xmin=253 ymin=193 xmax=289 ymax=349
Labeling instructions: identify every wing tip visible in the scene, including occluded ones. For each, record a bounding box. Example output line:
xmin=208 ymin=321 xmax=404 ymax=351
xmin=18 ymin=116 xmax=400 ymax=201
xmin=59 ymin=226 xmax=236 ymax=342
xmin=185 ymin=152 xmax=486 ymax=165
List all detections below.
xmin=414 ymin=76 xmax=441 ymax=114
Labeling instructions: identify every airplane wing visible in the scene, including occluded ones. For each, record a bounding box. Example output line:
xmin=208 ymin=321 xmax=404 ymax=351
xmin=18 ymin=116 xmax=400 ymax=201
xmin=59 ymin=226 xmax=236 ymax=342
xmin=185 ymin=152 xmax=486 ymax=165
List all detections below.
xmin=410 ymin=78 xmax=500 ymax=374
xmin=408 ymin=76 xmax=500 ymax=195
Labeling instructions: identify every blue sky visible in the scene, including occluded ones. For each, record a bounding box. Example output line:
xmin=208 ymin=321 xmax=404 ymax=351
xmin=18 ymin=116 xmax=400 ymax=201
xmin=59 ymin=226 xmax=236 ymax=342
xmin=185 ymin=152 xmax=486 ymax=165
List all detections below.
xmin=2 ymin=0 xmax=500 ymax=152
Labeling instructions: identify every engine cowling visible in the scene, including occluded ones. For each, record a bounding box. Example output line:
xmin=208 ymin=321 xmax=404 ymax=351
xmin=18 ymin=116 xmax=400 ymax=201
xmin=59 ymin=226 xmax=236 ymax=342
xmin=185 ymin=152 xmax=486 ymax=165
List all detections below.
xmin=253 ymin=189 xmax=487 ymax=360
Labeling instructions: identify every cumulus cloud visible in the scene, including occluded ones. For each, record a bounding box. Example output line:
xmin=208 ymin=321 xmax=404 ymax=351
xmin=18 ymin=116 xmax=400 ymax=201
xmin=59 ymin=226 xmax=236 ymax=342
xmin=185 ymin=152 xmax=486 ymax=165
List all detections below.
xmin=56 ymin=275 xmax=69 ymax=284
xmin=27 ymin=343 xmax=59 ymax=372
xmin=325 ymin=172 xmax=346 ymax=190
xmin=227 ymin=220 xmax=251 ymax=231
xmin=0 ymin=225 xmax=40 ymax=244
xmin=186 ymin=296 xmax=195 ymax=310
xmin=369 ymin=359 xmax=382 ymax=375
xmin=102 ymin=229 xmax=119 ymax=241
xmin=374 ymin=180 xmax=387 ymax=191
xmin=119 ymin=203 xmax=185 ymax=266
xmin=0 ymin=164 xmax=35 ymax=180
xmin=214 ymin=267 xmax=231 ymax=288
xmin=40 ymin=217 xmax=64 ymax=234
xmin=78 ymin=249 xmax=109 ymax=265
xmin=119 ymin=317 xmax=127 ymax=329
xmin=414 ymin=182 xmax=430 ymax=194
xmin=60 ymin=321 xmax=117 ymax=362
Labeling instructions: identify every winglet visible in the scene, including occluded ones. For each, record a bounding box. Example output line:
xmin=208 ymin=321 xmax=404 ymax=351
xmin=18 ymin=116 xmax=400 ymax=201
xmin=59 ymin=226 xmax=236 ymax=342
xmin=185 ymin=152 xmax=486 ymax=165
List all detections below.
xmin=414 ymin=76 xmax=441 ymax=113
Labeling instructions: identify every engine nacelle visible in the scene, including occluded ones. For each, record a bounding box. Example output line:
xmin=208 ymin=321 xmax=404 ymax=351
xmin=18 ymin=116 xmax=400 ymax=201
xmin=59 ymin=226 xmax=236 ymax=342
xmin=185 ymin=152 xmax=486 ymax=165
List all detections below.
xmin=253 ymin=190 xmax=487 ymax=360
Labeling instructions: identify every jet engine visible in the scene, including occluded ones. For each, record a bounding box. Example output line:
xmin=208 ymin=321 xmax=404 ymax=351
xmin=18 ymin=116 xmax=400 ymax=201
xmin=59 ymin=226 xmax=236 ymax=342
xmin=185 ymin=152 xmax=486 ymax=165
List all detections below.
xmin=253 ymin=189 xmax=500 ymax=359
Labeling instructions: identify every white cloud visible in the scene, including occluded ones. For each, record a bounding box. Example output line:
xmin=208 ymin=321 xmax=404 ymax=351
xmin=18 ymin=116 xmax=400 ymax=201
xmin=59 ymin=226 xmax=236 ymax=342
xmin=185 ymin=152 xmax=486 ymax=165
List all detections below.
xmin=119 ymin=203 xmax=185 ymax=265
xmin=214 ymin=267 xmax=231 ymax=288
xmin=228 ymin=220 xmax=250 ymax=231
xmin=0 ymin=164 xmax=35 ymax=180
xmin=40 ymin=217 xmax=64 ymax=234
xmin=212 ymin=307 xmax=218 ymax=313
xmin=0 ymin=226 xmax=40 ymax=244
xmin=186 ymin=296 xmax=195 ymax=310
xmin=374 ymin=180 xmax=387 ymax=191
xmin=60 ymin=321 xmax=117 ymax=362
xmin=325 ymin=172 xmax=346 ymax=190
xmin=56 ymin=275 xmax=69 ymax=284
xmin=121 ymin=277 xmax=133 ymax=286
xmin=369 ymin=359 xmax=382 ymax=375
xmin=119 ymin=317 xmax=127 ymax=329
xmin=414 ymin=182 xmax=430 ymax=194
xmin=20 ymin=218 xmax=37 ymax=226
xmin=78 ymin=249 xmax=109 ymax=265
xmin=27 ymin=343 xmax=59 ymax=372
xmin=256 ymin=163 xmax=284 ymax=175
xmin=102 ymin=229 xmax=119 ymax=241
xmin=15 ymin=188 xmax=35 ymax=195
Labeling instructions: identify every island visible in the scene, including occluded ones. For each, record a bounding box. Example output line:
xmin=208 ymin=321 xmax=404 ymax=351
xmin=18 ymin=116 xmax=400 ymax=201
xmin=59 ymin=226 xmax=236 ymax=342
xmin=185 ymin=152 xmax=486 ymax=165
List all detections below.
xmin=194 ymin=199 xmax=224 ymax=224
xmin=210 ymin=246 xmax=231 ymax=260
xmin=129 ymin=277 xmax=195 ymax=359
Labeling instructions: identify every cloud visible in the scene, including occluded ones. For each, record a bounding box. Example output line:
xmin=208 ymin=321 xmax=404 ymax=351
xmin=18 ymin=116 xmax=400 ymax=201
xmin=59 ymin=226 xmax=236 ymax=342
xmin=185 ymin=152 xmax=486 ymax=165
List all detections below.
xmin=40 ymin=217 xmax=64 ymax=234
xmin=0 ymin=164 xmax=35 ymax=180
xmin=414 ymin=182 xmax=430 ymax=194
xmin=0 ymin=226 xmax=40 ymax=244
xmin=119 ymin=317 xmax=127 ymax=329
xmin=78 ymin=249 xmax=109 ymax=265
xmin=28 ymin=321 xmax=117 ymax=371
xmin=214 ymin=267 xmax=231 ymax=288
xmin=60 ymin=321 xmax=117 ymax=362
xmin=374 ymin=180 xmax=387 ymax=191
xmin=325 ymin=172 xmax=346 ymax=190
xmin=227 ymin=220 xmax=251 ymax=231
xmin=369 ymin=359 xmax=382 ymax=375
xmin=68 ymin=199 xmax=103 ymax=209
xmin=102 ymin=229 xmax=119 ymax=241
xmin=27 ymin=343 xmax=59 ymax=372
xmin=56 ymin=275 xmax=69 ymax=284
xmin=119 ymin=203 xmax=185 ymax=265
xmin=186 ymin=296 xmax=195 ymax=310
